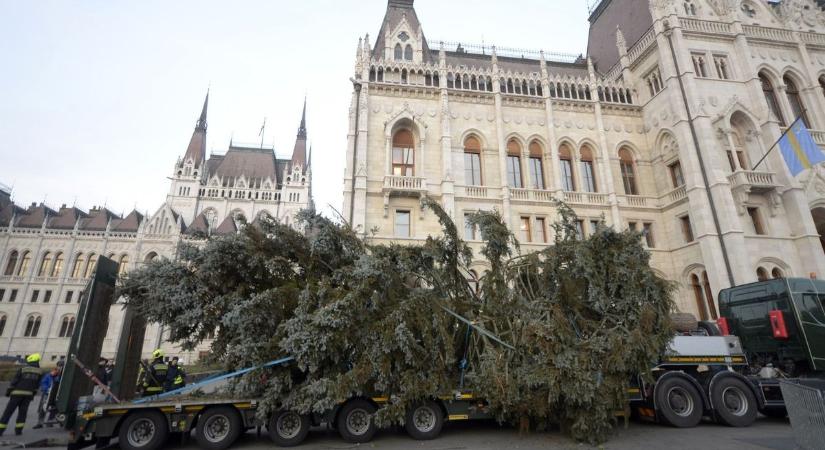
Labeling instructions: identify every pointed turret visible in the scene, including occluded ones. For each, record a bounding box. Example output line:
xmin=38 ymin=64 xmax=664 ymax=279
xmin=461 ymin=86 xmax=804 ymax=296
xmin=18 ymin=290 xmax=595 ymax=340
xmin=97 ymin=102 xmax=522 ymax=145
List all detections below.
xmin=291 ymin=99 xmax=308 ymax=169
xmin=181 ymin=91 xmax=209 ymax=169
xmin=373 ymin=0 xmax=430 ymax=62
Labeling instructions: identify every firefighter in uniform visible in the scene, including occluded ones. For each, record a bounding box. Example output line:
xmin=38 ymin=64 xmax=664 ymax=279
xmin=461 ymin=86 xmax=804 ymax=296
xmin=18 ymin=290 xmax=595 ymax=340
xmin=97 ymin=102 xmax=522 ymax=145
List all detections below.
xmin=0 ymin=353 xmax=43 ymax=436
xmin=165 ymin=357 xmax=186 ymax=392
xmin=141 ymin=349 xmax=169 ymax=397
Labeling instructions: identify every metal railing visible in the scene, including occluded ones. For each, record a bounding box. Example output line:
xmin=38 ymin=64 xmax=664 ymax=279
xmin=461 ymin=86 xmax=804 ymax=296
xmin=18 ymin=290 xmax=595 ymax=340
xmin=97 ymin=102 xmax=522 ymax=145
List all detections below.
xmin=780 ymin=380 xmax=825 ymax=450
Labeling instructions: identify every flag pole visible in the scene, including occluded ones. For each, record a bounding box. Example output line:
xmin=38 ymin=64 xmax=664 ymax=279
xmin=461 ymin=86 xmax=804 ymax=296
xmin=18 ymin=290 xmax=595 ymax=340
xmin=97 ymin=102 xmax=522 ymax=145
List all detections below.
xmin=751 ymin=113 xmax=805 ymax=172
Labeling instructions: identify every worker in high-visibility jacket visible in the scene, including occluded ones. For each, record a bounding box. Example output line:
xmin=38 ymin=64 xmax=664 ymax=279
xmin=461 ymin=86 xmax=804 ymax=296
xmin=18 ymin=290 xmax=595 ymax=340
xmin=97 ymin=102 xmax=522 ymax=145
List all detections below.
xmin=0 ymin=353 xmax=43 ymax=436
xmin=165 ymin=357 xmax=186 ymax=392
xmin=141 ymin=349 xmax=169 ymax=397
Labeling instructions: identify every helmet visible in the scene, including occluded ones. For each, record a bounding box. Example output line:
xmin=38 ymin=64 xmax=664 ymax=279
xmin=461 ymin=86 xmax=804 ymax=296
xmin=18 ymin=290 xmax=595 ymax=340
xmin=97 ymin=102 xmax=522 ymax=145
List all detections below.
xmin=152 ymin=349 xmax=164 ymax=359
xmin=26 ymin=353 xmax=41 ymax=363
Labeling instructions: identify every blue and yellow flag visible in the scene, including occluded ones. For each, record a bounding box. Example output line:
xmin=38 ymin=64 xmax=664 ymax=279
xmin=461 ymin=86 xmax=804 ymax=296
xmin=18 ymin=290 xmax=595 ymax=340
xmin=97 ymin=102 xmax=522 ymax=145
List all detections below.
xmin=779 ymin=119 xmax=825 ymax=176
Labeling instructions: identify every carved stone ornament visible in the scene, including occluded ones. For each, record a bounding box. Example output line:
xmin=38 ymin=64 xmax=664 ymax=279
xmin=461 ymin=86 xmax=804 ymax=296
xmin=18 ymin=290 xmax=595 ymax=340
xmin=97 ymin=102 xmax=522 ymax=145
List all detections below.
xmin=706 ymin=0 xmax=738 ymax=17
xmin=816 ymin=180 xmax=825 ymax=195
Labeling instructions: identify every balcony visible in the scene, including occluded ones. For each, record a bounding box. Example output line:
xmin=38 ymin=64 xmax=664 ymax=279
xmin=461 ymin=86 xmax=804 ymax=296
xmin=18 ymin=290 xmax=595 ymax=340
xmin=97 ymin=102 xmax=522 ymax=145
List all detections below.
xmin=662 ymin=186 xmax=688 ymax=207
xmin=727 ymin=170 xmax=781 ymax=194
xmin=563 ymin=191 xmax=609 ymax=206
xmin=510 ymin=188 xmax=555 ymax=203
xmin=382 ymin=175 xmax=427 ymax=196
xmin=618 ymin=194 xmax=657 ymax=208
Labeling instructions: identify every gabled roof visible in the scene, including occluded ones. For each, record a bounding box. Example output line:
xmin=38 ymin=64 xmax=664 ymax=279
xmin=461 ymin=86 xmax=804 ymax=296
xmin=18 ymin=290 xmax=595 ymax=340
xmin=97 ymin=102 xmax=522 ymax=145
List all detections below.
xmin=213 ymin=216 xmax=238 ymax=235
xmin=185 ymin=211 xmax=210 ymax=236
xmin=112 ymin=210 xmax=144 ymax=232
xmin=373 ymin=0 xmax=431 ymax=62
xmin=207 ymin=146 xmax=279 ymax=181
xmin=16 ymin=203 xmax=58 ymax=229
xmin=81 ymin=207 xmax=120 ymax=231
xmin=49 ymin=206 xmax=88 ymax=230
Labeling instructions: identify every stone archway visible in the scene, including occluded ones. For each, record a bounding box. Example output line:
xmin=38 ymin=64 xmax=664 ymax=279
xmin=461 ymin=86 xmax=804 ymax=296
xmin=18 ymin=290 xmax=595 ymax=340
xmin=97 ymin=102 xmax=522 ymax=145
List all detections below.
xmin=812 ymin=207 xmax=825 ymax=256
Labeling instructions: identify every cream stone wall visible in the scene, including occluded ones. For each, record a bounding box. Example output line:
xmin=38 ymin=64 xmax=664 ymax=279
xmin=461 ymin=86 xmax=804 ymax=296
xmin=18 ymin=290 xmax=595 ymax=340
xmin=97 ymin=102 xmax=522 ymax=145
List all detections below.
xmin=344 ymin=0 xmax=825 ymax=321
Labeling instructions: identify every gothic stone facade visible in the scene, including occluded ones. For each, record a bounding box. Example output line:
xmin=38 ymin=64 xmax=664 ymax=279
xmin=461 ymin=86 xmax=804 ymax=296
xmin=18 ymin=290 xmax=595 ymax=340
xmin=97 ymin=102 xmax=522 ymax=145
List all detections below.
xmin=0 ymin=96 xmax=312 ymax=364
xmin=343 ymin=0 xmax=825 ymax=319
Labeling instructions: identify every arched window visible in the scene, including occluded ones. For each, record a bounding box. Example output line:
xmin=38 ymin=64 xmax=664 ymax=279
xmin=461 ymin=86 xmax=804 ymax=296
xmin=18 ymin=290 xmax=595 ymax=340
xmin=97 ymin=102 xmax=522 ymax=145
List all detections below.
xmin=0 ymin=315 xmax=6 ymax=336
xmin=579 ymin=146 xmax=597 ymax=192
xmin=528 ymin=141 xmax=545 ymax=190
xmin=757 ymin=267 xmax=769 ymax=281
xmin=118 ymin=255 xmax=130 ymax=276
xmin=392 ymin=129 xmax=415 ymax=177
xmin=404 ymin=44 xmax=413 ymax=61
xmin=38 ymin=252 xmax=52 ymax=277
xmin=71 ymin=253 xmax=84 ymax=278
xmin=820 ymin=76 xmax=825 ymax=101
xmin=464 ymin=136 xmax=482 ymax=186
xmin=783 ymin=76 xmax=810 ymax=126
xmin=684 ymin=0 xmax=696 ymax=16
xmin=394 ymin=43 xmax=402 ymax=60
xmin=59 ymin=315 xmax=76 ymax=338
xmin=144 ymin=252 xmax=158 ymax=263
xmin=84 ymin=253 xmax=98 ymax=278
xmin=559 ymin=144 xmax=576 ymax=191
xmin=51 ymin=252 xmax=64 ymax=278
xmin=506 ymin=139 xmax=523 ymax=188
xmin=760 ymin=73 xmax=786 ymax=126
xmin=619 ymin=148 xmax=639 ymax=195
xmin=17 ymin=251 xmax=31 ymax=277
xmin=771 ymin=267 xmax=784 ymax=279
xmin=701 ymin=271 xmax=718 ymax=320
xmin=24 ymin=314 xmax=42 ymax=337
xmin=3 ymin=251 xmax=18 ymax=276
xmin=691 ymin=274 xmax=709 ymax=321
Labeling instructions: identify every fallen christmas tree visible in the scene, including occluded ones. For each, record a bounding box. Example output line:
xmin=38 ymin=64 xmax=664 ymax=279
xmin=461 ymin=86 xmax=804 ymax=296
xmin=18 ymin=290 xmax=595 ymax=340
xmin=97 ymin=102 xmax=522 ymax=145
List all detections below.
xmin=120 ymin=200 xmax=674 ymax=444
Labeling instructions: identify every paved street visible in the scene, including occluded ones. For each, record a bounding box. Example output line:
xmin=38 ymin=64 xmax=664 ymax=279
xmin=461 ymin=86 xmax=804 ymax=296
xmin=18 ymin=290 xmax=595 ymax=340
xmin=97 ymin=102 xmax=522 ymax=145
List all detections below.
xmin=150 ymin=417 xmax=795 ymax=450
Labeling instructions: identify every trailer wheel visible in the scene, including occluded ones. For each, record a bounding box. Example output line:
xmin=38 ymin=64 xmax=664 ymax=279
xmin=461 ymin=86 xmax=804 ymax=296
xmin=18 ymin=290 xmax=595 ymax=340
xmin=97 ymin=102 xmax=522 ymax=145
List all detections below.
xmin=118 ymin=410 xmax=169 ymax=450
xmin=697 ymin=321 xmax=720 ymax=336
xmin=711 ymin=377 xmax=757 ymax=427
xmin=337 ymin=399 xmax=377 ymax=443
xmin=194 ymin=406 xmax=243 ymax=450
xmin=655 ymin=377 xmax=703 ymax=428
xmin=268 ymin=410 xmax=310 ymax=447
xmin=404 ymin=401 xmax=444 ymax=440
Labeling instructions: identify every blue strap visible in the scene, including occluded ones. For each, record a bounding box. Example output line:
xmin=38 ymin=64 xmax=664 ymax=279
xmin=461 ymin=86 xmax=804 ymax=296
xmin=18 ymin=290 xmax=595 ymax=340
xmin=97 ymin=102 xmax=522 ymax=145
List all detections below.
xmin=132 ymin=356 xmax=294 ymax=404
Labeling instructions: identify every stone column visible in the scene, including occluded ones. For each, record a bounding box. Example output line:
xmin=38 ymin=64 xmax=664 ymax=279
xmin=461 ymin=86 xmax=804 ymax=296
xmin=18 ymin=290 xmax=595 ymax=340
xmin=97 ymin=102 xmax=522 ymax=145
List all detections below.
xmin=491 ymin=48 xmax=512 ymax=228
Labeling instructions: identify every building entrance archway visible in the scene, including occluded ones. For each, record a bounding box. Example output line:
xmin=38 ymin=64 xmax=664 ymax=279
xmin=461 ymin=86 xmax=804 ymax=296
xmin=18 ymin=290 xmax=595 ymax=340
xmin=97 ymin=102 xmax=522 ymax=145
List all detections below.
xmin=813 ymin=207 xmax=825 ymax=256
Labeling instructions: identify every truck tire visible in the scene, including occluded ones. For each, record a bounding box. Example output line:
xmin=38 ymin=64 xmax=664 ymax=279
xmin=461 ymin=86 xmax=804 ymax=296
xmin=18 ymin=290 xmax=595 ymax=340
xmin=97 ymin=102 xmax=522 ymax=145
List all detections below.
xmin=195 ymin=406 xmax=243 ymax=450
xmin=697 ymin=321 xmax=721 ymax=336
xmin=759 ymin=406 xmax=787 ymax=418
xmin=655 ymin=377 xmax=703 ymax=428
xmin=671 ymin=313 xmax=698 ymax=334
xmin=118 ymin=410 xmax=169 ymax=450
xmin=268 ymin=410 xmax=310 ymax=447
xmin=404 ymin=401 xmax=444 ymax=440
xmin=711 ymin=377 xmax=757 ymax=427
xmin=337 ymin=399 xmax=377 ymax=443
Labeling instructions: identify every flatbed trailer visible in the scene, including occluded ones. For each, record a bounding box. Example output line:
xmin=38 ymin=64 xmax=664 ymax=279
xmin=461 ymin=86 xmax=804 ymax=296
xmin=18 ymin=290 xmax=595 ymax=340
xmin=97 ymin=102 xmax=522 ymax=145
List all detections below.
xmin=69 ymin=391 xmax=494 ymax=450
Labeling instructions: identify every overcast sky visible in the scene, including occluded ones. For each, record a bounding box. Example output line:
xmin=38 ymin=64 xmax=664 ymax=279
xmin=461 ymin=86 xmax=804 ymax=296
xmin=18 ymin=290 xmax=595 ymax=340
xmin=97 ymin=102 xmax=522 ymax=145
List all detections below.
xmin=0 ymin=0 xmax=591 ymax=218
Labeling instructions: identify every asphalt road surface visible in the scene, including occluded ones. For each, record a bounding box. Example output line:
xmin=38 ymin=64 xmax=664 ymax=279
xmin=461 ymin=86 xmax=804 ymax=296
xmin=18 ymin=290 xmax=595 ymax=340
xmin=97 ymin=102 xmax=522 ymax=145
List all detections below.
xmin=159 ymin=417 xmax=795 ymax=450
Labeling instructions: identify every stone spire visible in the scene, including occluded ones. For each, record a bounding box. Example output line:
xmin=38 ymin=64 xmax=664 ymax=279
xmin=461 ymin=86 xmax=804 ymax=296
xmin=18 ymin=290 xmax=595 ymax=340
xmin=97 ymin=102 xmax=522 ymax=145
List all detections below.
xmin=291 ymin=98 xmax=308 ymax=169
xmin=181 ymin=91 xmax=209 ymax=169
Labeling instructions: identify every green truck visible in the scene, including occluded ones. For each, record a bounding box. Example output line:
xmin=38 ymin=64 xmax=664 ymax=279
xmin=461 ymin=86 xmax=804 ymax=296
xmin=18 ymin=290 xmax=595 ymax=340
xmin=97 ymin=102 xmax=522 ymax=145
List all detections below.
xmin=717 ymin=278 xmax=825 ymax=378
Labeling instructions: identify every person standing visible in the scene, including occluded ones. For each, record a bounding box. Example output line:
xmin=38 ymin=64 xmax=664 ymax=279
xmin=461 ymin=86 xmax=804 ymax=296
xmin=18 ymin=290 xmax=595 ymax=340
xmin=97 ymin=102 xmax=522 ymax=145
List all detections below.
xmin=165 ymin=357 xmax=186 ymax=392
xmin=140 ymin=350 xmax=168 ymax=397
xmin=32 ymin=367 xmax=58 ymax=429
xmin=0 ymin=354 xmax=43 ymax=436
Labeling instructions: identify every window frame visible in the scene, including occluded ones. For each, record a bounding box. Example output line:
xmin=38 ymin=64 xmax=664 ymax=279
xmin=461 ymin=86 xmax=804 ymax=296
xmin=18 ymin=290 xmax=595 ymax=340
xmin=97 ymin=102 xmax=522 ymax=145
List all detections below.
xmin=747 ymin=207 xmax=766 ymax=235
xmin=680 ymin=215 xmax=695 ymax=243
xmin=520 ymin=217 xmax=532 ymax=243
xmin=669 ymin=161 xmax=685 ymax=188
xmin=394 ymin=209 xmax=411 ymax=238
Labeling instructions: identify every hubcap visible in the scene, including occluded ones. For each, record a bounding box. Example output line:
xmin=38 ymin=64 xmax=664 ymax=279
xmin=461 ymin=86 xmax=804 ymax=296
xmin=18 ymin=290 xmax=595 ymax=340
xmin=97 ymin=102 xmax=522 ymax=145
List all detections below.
xmin=346 ymin=408 xmax=371 ymax=436
xmin=127 ymin=418 xmax=156 ymax=448
xmin=722 ymin=387 xmax=748 ymax=417
xmin=413 ymin=406 xmax=436 ymax=433
xmin=276 ymin=412 xmax=302 ymax=439
xmin=667 ymin=387 xmax=695 ymax=418
xmin=203 ymin=414 xmax=231 ymax=443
